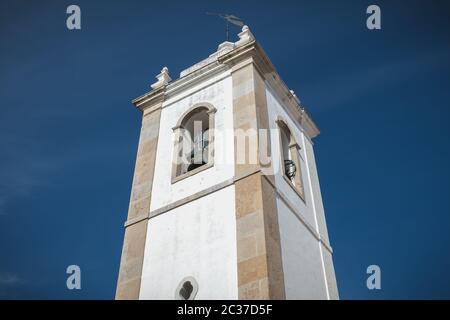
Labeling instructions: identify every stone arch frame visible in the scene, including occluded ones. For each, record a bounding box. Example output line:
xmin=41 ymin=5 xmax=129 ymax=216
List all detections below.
xmin=275 ymin=116 xmax=305 ymax=200
xmin=171 ymin=102 xmax=217 ymax=183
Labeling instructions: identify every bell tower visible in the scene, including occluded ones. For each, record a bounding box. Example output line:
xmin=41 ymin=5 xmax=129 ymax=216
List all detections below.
xmin=116 ymin=26 xmax=339 ymax=300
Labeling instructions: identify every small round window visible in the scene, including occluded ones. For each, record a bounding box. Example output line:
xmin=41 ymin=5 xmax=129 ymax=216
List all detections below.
xmin=175 ymin=276 xmax=198 ymax=300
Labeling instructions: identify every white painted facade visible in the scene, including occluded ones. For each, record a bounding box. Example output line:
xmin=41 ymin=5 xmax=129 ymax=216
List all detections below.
xmin=140 ymin=68 xmax=239 ymax=299
xmin=136 ymin=27 xmax=338 ymax=300
xmin=150 ymin=70 xmax=235 ymax=211
xmin=266 ymin=84 xmax=338 ymax=299
xmin=139 ymin=185 xmax=238 ymax=299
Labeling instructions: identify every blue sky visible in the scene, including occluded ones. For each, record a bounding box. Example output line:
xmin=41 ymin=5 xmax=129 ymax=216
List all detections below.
xmin=1 ymin=0 xmax=449 ymax=299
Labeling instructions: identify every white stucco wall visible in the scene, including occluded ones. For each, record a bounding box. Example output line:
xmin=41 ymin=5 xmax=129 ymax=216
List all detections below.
xmin=139 ymin=185 xmax=238 ymax=299
xmin=265 ymin=87 xmax=316 ymax=229
xmin=276 ymin=197 xmax=328 ymax=299
xmin=140 ymin=69 xmax=238 ymax=299
xmin=150 ymin=70 xmax=235 ymax=212
xmin=302 ymin=135 xmax=330 ymax=244
xmin=137 ymin=64 xmax=337 ymax=299
xmin=265 ymin=83 xmax=337 ymax=299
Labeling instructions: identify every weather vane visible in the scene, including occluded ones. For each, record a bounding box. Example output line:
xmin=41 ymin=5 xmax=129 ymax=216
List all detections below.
xmin=206 ymin=12 xmax=245 ymax=42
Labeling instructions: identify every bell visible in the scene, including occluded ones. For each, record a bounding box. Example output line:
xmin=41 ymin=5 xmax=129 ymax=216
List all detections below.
xmin=284 ymin=160 xmax=296 ymax=179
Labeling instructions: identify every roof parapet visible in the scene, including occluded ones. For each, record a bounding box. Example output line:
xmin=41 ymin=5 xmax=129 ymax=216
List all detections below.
xmin=133 ymin=25 xmax=320 ymax=139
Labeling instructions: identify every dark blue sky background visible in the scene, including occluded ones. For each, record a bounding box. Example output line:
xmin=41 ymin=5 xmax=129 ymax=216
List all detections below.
xmin=1 ymin=0 xmax=449 ymax=299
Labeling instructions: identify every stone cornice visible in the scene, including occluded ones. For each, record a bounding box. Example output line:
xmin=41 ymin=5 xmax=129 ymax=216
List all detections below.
xmin=132 ymin=62 xmax=229 ymax=113
xmin=132 ymin=86 xmax=165 ymax=113
xmin=165 ymin=61 xmax=229 ymax=101
xmin=123 ymin=168 xmax=333 ymax=254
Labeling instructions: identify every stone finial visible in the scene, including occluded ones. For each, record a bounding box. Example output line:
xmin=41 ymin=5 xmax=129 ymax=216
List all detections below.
xmin=216 ymin=41 xmax=235 ymax=57
xmin=151 ymin=66 xmax=172 ymax=90
xmin=290 ymin=90 xmax=301 ymax=105
xmin=236 ymin=25 xmax=255 ymax=46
